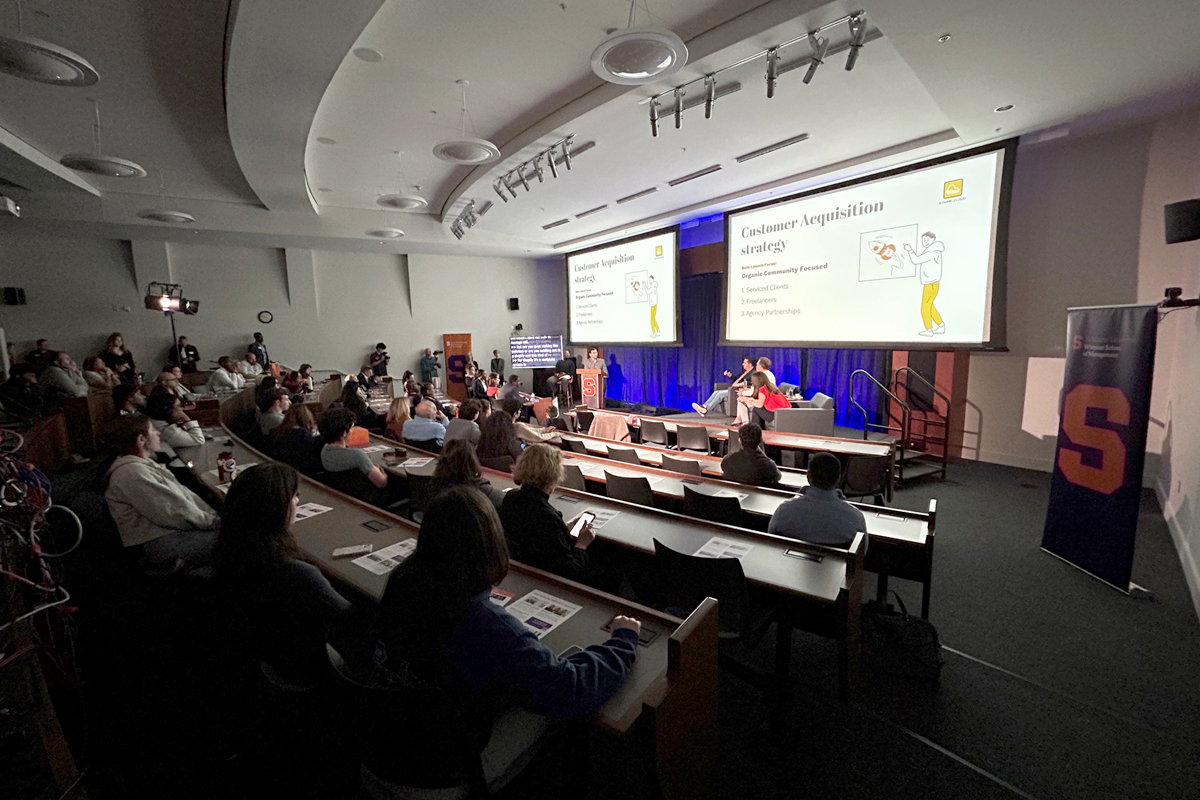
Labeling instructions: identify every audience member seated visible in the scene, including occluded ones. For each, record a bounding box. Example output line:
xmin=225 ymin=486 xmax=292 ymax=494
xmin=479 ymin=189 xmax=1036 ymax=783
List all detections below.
xmin=104 ymin=415 xmax=219 ymax=572
xmin=737 ymin=372 xmax=790 ymax=429
xmin=467 ymin=370 xmax=489 ymax=399
xmin=486 ymin=374 xmax=500 ymax=397
xmin=214 ymin=463 xmax=351 ymax=685
xmin=434 ymin=439 xmax=506 ymax=509
xmin=720 ymin=423 xmax=781 ymax=487
xmin=258 ymin=387 xmax=292 ymax=435
xmin=500 ymin=444 xmax=595 ymax=584
xmin=496 ymin=374 xmax=523 ymax=403
xmin=207 ymin=356 xmax=247 ymax=393
xmin=157 ymin=370 xmax=198 ymax=402
xmin=356 ymin=364 xmax=377 ymax=390
xmin=477 ymin=408 xmax=523 ymax=463
xmin=111 ymin=383 xmax=143 ymax=417
xmin=400 ymin=370 xmax=419 ymax=396
xmin=83 ymin=356 xmax=120 ymax=390
xmin=168 ymin=335 xmax=201 ymax=374
xmin=99 ymin=332 xmax=136 ymax=383
xmin=418 ymin=382 xmax=446 ymax=417
xmin=384 ymin=396 xmax=411 ymax=441
xmin=318 ymin=408 xmax=390 ymax=492
xmin=272 ymin=405 xmax=323 ymax=474
xmin=767 ymin=452 xmax=866 ymax=548
xmin=0 ymin=365 xmax=47 ymax=416
xmin=23 ymin=339 xmax=56 ymax=374
xmin=144 ymin=386 xmax=205 ymax=464
xmin=445 ymin=398 xmax=483 ymax=446
xmin=41 ymin=352 xmax=90 ymax=398
xmin=336 ymin=380 xmax=384 ymax=432
xmin=347 ymin=487 xmax=639 ymax=780
xmin=239 ymin=352 xmax=264 ymax=379
xmin=282 ymin=363 xmax=315 ymax=394
xmin=402 ymin=400 xmax=449 ymax=448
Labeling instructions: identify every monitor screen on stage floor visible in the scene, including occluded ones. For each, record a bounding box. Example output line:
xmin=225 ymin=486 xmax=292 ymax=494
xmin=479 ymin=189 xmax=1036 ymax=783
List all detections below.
xmin=724 ymin=142 xmax=1014 ymax=349
xmin=510 ymin=334 xmax=564 ymax=369
xmin=566 ymin=226 xmax=680 ymax=345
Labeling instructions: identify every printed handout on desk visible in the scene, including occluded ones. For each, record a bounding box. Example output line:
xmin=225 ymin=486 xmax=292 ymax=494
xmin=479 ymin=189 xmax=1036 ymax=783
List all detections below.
xmin=489 ymin=588 xmax=515 ymax=607
xmin=360 ymin=444 xmax=393 ymax=453
xmin=399 ymin=457 xmax=435 ymax=469
xmin=713 ymin=489 xmax=749 ymax=501
xmin=505 ymin=590 xmax=582 ymax=639
xmin=293 ymin=502 xmax=333 ymax=522
xmin=352 ymin=539 xmax=418 ymax=575
xmin=589 ymin=509 xmax=620 ymax=529
xmin=695 ymin=536 xmax=754 ymax=560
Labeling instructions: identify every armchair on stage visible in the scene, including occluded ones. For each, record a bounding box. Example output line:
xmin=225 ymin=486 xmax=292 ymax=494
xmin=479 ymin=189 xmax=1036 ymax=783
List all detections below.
xmin=578 ymin=368 xmax=605 ymax=410
xmin=773 ymin=392 xmax=835 ymax=436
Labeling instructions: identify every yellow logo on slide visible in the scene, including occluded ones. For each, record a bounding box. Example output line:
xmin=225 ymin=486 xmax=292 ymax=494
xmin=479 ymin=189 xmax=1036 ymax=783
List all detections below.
xmin=943 ymin=179 xmax=963 ymax=198
xmin=655 ymin=245 xmax=663 ymax=257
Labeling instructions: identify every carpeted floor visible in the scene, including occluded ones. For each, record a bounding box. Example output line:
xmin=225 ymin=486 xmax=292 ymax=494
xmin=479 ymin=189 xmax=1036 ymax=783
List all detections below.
xmin=47 ymin=459 xmax=1200 ymax=799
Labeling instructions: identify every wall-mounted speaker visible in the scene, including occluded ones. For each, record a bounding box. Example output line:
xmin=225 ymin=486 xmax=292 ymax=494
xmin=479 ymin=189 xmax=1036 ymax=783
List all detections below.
xmin=1164 ymin=199 xmax=1200 ymax=244
xmin=508 ymin=297 xmax=519 ymax=310
xmin=3 ymin=287 xmax=26 ymax=305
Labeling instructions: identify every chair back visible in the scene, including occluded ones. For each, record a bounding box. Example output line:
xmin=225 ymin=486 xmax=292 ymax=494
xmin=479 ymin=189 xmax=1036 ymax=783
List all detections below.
xmin=605 ymin=472 xmax=655 ymax=507
xmin=561 ymin=463 xmax=587 ymax=491
xmin=661 ymin=454 xmax=703 ymax=476
xmin=675 ymin=424 xmax=711 ymax=453
xmin=576 ymin=410 xmax=594 ymax=433
xmin=840 ymin=453 xmax=891 ymax=501
xmin=683 ymin=485 xmax=743 ymax=527
xmin=640 ymin=418 xmax=670 ymax=447
xmin=772 ymin=407 xmax=835 ymax=437
xmin=325 ymin=644 xmax=484 ymax=795
xmin=651 ymin=539 xmax=748 ymax=637
xmin=320 ymin=468 xmax=378 ymax=504
xmin=606 ymin=445 xmax=641 ymax=465
xmin=727 ymin=432 xmax=742 ymax=454
xmin=531 ymin=397 xmax=554 ymax=423
xmin=563 ymin=437 xmax=588 ymax=454
xmin=778 ymin=382 xmax=798 ymax=395
xmin=478 ymin=455 xmax=514 ymax=472
xmin=809 ymin=392 xmax=834 ymax=410
xmin=408 ymin=473 xmax=436 ymax=514
xmin=405 ymin=438 xmax=443 ymax=455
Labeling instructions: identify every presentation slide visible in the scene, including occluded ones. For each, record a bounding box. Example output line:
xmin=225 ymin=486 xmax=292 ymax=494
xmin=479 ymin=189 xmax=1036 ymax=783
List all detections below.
xmin=510 ymin=334 xmax=564 ymax=369
xmin=567 ymin=227 xmax=679 ymax=345
xmin=726 ymin=147 xmax=1009 ymax=347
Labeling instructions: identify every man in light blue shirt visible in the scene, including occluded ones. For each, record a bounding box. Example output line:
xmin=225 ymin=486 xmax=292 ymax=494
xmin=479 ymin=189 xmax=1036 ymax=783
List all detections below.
xmin=768 ymin=452 xmax=866 ymax=548
xmin=402 ymin=400 xmax=449 ymax=446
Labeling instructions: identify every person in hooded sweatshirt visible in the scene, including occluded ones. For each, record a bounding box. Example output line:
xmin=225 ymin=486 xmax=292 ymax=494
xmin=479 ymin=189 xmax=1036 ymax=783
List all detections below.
xmin=104 ymin=415 xmax=220 ymax=571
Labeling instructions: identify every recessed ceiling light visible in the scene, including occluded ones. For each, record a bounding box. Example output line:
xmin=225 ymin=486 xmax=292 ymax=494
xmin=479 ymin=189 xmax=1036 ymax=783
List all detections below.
xmin=353 ymin=47 xmax=382 ymax=62
xmin=376 ymin=194 xmax=428 ymax=210
xmin=937 ymin=34 xmax=951 ymax=43
xmin=316 ymin=137 xmax=337 ymax=145
xmin=60 ymin=153 xmax=147 ymax=178
xmin=0 ymin=32 xmax=99 ymax=86
xmin=317 ymin=187 xmax=332 ymax=193
xmin=995 ymin=104 xmax=1014 ymax=112
xmin=365 ymin=227 xmax=404 ymax=239
xmin=138 ymin=209 xmax=196 ymax=224
xmin=591 ymin=28 xmax=688 ymax=85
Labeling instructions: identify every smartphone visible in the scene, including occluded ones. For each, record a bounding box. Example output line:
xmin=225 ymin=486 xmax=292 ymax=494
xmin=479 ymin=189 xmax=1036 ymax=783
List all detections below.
xmin=569 ymin=511 xmax=596 ymax=538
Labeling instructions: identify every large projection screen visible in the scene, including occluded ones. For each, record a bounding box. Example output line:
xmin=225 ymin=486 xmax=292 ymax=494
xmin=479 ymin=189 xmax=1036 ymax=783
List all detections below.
xmin=724 ymin=141 xmax=1015 ymax=349
xmin=566 ymin=226 xmax=680 ymax=345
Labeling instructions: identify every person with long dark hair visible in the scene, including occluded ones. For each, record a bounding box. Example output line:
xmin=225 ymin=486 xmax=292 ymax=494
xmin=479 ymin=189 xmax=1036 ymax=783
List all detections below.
xmin=215 ymin=463 xmax=351 ymax=684
xmin=336 ymin=380 xmax=384 ymax=431
xmin=476 ymin=409 xmax=523 ymax=462
xmin=737 ymin=371 xmax=790 ymax=429
xmin=272 ymin=404 xmax=323 ymax=474
xmin=434 ymin=439 xmax=505 ymax=509
xmin=283 ymin=364 xmax=315 ymax=394
xmin=99 ymin=332 xmax=136 ymax=382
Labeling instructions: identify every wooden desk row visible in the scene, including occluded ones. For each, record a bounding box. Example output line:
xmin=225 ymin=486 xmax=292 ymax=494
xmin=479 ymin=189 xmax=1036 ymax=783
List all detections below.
xmin=172 ymin=386 xmax=718 ymax=800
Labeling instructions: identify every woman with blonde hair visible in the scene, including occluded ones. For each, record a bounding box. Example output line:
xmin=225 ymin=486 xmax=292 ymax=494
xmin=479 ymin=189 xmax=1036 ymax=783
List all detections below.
xmin=384 ymin=396 xmax=411 ymax=441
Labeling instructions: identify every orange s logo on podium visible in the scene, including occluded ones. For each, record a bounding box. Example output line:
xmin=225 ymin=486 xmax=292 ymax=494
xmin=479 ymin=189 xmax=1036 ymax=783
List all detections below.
xmin=1056 ymin=384 xmax=1128 ymax=495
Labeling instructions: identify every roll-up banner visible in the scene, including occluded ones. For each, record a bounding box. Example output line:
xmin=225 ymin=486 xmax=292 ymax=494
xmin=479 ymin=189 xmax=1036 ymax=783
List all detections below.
xmin=1041 ymin=304 xmax=1158 ymax=592
xmin=442 ymin=334 xmax=473 ymax=404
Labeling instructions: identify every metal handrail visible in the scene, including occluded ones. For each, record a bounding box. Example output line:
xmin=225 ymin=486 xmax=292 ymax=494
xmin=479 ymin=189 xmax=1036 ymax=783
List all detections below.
xmin=849 ymin=368 xmax=908 ymax=435
xmin=894 ymin=366 xmax=951 ymax=416
xmin=892 ymin=366 xmax=950 ymax=481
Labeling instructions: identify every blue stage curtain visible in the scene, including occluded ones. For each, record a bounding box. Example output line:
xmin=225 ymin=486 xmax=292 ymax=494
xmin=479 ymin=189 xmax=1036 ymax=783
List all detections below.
xmin=604 ymin=273 xmax=889 ymax=429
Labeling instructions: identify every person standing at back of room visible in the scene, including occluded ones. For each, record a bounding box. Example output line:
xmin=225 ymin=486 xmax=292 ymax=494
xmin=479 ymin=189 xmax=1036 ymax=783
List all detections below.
xmin=490 ymin=349 xmax=505 ymax=382
xmin=369 ymin=342 xmax=390 ymax=377
xmin=419 ymin=347 xmax=440 ymax=389
xmin=768 ymin=452 xmax=866 ymax=548
xmin=170 ymin=336 xmax=200 ymax=374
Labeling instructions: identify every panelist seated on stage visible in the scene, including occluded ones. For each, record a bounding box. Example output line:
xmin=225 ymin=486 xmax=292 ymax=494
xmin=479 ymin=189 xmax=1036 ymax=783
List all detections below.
xmin=104 ymin=415 xmax=220 ymax=573
xmin=720 ymin=424 xmax=781 ymax=487
xmin=768 ymin=452 xmax=866 ymax=549
xmin=501 ymin=445 xmax=597 ymax=585
xmin=318 ymin=408 xmax=390 ymax=491
xmin=403 ymin=400 xmax=450 ymax=446
xmin=343 ymin=488 xmax=640 ymax=791
xmin=692 ymin=356 xmax=754 ymax=417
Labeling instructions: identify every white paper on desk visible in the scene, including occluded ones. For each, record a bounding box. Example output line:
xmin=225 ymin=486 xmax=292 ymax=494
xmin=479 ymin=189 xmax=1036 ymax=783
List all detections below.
xmin=352 ymin=539 xmax=417 ymax=575
xmin=505 ymin=590 xmax=582 ymax=639
xmin=399 ymin=457 xmax=435 ymax=468
xmin=213 ymin=484 xmax=230 ymax=496
xmin=201 ymin=428 xmax=224 ymax=438
xmin=360 ymin=444 xmax=392 ymax=453
xmin=205 ymin=462 xmax=258 ymax=481
xmin=293 ymin=502 xmax=333 ymax=522
xmin=589 ymin=509 xmax=620 ymax=529
xmin=695 ymin=536 xmax=754 ymax=560
xmin=713 ymin=489 xmax=749 ymax=501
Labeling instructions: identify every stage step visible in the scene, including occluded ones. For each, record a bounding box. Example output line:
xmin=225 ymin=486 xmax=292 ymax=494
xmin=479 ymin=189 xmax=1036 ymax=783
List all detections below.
xmin=895 ymin=461 xmax=944 ymax=483
xmin=897 ymin=447 xmax=933 ymax=463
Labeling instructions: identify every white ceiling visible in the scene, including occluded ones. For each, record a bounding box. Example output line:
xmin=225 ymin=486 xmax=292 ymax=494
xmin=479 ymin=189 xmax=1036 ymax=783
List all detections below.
xmin=2 ymin=0 xmax=1200 ymax=256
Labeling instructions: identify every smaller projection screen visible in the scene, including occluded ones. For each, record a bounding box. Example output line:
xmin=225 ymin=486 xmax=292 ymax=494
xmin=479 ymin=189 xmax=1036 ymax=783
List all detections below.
xmin=510 ymin=334 xmax=564 ymax=369
xmin=724 ymin=141 xmax=1015 ymax=349
xmin=566 ymin=226 xmax=680 ymax=345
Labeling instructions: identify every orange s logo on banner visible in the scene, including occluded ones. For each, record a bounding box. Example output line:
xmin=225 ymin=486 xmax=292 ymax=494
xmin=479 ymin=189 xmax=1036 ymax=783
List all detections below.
xmin=1056 ymin=384 xmax=1129 ymax=495
xmin=442 ymin=333 xmax=473 ymax=404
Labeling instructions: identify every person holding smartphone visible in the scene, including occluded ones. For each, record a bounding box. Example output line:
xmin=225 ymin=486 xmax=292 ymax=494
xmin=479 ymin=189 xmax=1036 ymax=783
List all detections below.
xmin=500 ymin=444 xmax=595 ymax=583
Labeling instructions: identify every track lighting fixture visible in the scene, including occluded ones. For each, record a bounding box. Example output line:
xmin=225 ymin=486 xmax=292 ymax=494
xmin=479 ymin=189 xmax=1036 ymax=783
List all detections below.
xmin=765 ymin=49 xmax=779 ymax=98
xmin=803 ymin=35 xmax=829 ymax=84
xmin=451 ymin=224 xmax=464 ymax=240
xmin=533 ymin=156 xmax=544 ymax=183
xmin=494 ymin=181 xmax=508 ymax=202
xmin=673 ymin=89 xmax=684 ymax=129
xmin=547 ymin=147 xmax=559 ymax=178
xmin=704 ymin=75 xmax=716 ymax=119
xmin=506 ymin=180 xmax=518 ymax=199
xmin=562 ymin=137 xmax=573 ymax=170
xmin=845 ymin=14 xmax=866 ymax=71
xmin=650 ymin=99 xmax=660 ymax=137
xmin=486 ymin=134 xmax=583 ymax=213
xmin=517 ymin=165 xmax=530 ymax=191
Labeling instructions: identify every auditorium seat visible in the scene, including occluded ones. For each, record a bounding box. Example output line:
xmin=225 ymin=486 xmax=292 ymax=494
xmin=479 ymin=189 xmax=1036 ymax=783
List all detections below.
xmin=683 ymin=485 xmax=743 ymax=527
xmin=604 ymin=473 xmax=655 ymax=507
xmin=840 ymin=453 xmax=892 ymax=506
xmin=405 ymin=439 xmax=443 ymax=455
xmin=575 ymin=410 xmax=594 ymax=433
xmin=606 ymin=446 xmax=641 ymax=465
xmin=561 ymin=463 xmax=586 ymax=491
xmin=773 ymin=392 xmax=834 ymax=436
xmin=675 ymin=424 xmax=712 ymax=454
xmin=562 ymin=437 xmax=588 ymax=454
xmin=479 ymin=455 xmax=514 ymax=472
xmin=640 ymin=418 xmax=670 ymax=447
xmin=661 ymin=454 xmax=703 ymax=476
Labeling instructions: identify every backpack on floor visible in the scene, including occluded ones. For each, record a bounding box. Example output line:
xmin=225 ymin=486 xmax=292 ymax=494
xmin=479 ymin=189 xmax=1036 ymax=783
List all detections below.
xmin=862 ymin=591 xmax=944 ymax=681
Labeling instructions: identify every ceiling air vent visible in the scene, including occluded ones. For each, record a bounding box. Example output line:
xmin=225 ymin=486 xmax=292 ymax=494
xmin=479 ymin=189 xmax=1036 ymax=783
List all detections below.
xmin=542 ymin=218 xmax=571 ymax=230
xmin=617 ymin=187 xmax=657 ymax=204
xmin=736 ymin=133 xmax=809 ymax=163
xmin=668 ymin=164 xmax=721 ymax=186
xmin=575 ymin=204 xmax=609 ymax=219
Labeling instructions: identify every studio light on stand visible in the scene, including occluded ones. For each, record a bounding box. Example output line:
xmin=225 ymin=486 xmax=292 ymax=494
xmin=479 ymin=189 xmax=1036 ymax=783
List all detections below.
xmin=144 ymin=282 xmax=199 ymax=347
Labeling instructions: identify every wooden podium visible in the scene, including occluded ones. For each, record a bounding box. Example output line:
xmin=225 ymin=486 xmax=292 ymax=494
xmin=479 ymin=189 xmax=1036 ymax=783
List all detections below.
xmin=578 ymin=368 xmax=605 ymax=409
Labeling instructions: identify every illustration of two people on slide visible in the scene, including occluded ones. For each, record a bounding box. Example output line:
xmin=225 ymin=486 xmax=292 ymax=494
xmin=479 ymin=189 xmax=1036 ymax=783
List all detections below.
xmin=904 ymin=232 xmax=945 ymax=337
xmin=627 ymin=272 xmax=661 ymax=338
